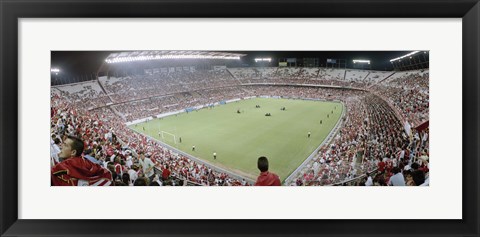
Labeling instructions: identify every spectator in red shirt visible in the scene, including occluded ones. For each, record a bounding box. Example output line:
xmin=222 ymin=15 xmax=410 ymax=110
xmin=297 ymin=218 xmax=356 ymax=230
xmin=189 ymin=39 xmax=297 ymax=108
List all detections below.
xmin=162 ymin=164 xmax=171 ymax=181
xmin=254 ymin=156 xmax=281 ymax=186
xmin=377 ymin=157 xmax=386 ymax=174
xmin=51 ymin=136 xmax=112 ymax=186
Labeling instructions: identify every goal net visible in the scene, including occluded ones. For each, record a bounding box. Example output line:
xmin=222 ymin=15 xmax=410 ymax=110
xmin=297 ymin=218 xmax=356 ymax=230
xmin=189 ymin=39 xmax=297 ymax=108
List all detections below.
xmin=159 ymin=131 xmax=177 ymax=144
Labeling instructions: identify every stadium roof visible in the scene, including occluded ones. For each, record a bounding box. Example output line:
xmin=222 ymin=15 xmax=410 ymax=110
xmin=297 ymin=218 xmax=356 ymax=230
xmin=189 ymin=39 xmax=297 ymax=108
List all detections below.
xmin=104 ymin=51 xmax=247 ymax=64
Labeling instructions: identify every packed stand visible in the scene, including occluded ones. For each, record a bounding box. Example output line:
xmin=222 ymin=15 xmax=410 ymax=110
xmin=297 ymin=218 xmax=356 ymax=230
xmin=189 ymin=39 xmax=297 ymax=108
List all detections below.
xmin=290 ymin=93 xmax=429 ymax=186
xmin=231 ymin=67 xmax=395 ymax=89
xmin=100 ymin=69 xmax=238 ymax=103
xmin=53 ymin=81 xmax=112 ymax=110
xmin=370 ymin=69 xmax=429 ymax=126
xmin=50 ymin=92 xmax=248 ymax=186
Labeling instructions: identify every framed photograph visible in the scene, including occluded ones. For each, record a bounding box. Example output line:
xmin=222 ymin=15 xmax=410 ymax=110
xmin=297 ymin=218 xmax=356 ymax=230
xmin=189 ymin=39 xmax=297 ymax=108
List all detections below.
xmin=1 ymin=0 xmax=479 ymax=236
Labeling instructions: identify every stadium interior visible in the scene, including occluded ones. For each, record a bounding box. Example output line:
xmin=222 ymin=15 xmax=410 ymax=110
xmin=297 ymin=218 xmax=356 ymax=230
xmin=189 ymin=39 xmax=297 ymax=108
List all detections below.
xmin=50 ymin=51 xmax=429 ymax=186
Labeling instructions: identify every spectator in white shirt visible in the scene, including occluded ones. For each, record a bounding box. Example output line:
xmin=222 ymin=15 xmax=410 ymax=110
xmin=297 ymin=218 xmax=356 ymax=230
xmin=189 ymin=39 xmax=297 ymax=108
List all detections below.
xmin=388 ymin=167 xmax=405 ymax=186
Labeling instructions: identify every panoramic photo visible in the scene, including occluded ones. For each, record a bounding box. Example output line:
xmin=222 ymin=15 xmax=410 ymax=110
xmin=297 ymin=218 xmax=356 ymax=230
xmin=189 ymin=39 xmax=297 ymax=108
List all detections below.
xmin=50 ymin=50 xmax=429 ymax=187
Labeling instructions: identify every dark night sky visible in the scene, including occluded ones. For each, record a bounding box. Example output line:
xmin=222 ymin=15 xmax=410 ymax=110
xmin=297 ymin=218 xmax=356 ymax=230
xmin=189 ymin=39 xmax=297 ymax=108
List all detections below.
xmin=51 ymin=50 xmax=414 ymax=77
xmin=51 ymin=51 xmax=114 ymax=77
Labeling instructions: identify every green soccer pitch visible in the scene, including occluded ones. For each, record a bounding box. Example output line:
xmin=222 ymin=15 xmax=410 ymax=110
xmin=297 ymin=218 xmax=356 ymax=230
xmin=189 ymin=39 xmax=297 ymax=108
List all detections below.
xmin=129 ymin=97 xmax=343 ymax=182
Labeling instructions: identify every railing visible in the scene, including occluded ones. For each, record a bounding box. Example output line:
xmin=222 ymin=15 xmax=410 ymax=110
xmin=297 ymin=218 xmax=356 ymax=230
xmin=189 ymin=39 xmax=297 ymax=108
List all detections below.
xmin=331 ymin=168 xmax=379 ymax=186
xmin=302 ymin=168 xmax=379 ymax=186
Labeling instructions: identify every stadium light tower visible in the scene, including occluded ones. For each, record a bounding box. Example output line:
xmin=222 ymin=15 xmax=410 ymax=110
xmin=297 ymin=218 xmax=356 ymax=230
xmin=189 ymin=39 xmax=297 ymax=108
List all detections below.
xmin=50 ymin=68 xmax=61 ymax=85
xmin=51 ymin=68 xmax=60 ymax=75
xmin=254 ymin=57 xmax=272 ymax=67
xmin=352 ymin=59 xmax=371 ymax=69
xmin=254 ymin=58 xmax=271 ymax=62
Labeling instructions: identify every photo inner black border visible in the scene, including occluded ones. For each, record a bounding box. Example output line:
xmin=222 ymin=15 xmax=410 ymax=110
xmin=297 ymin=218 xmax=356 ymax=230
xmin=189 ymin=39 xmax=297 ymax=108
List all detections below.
xmin=1 ymin=0 xmax=479 ymax=236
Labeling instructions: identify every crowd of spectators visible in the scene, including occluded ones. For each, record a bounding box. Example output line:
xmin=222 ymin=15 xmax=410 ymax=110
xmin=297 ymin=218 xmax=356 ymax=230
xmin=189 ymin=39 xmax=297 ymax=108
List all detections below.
xmin=230 ymin=67 xmax=395 ymax=89
xmin=54 ymin=81 xmax=112 ymax=111
xmin=289 ymin=94 xmax=369 ymax=185
xmin=113 ymin=95 xmax=178 ymax=122
xmin=108 ymin=85 xmax=358 ymax=122
xmin=51 ymin=92 xmax=248 ymax=186
xmin=370 ymin=70 xmax=429 ymax=126
xmin=228 ymin=67 xmax=278 ymax=80
xmin=289 ymin=93 xmax=429 ymax=186
xmin=113 ymin=87 xmax=249 ymax=122
xmin=100 ymin=70 xmax=239 ymax=103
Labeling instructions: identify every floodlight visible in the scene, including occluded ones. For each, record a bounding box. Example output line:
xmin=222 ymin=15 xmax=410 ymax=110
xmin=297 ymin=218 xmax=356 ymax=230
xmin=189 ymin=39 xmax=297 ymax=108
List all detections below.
xmin=352 ymin=59 xmax=370 ymax=64
xmin=389 ymin=51 xmax=420 ymax=62
xmin=254 ymin=58 xmax=272 ymax=62
xmin=51 ymin=68 xmax=60 ymax=73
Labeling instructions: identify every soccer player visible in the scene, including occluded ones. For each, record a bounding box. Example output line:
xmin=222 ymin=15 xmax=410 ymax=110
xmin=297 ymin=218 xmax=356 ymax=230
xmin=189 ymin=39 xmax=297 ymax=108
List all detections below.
xmin=192 ymin=145 xmax=195 ymax=151
xmin=308 ymin=132 xmax=311 ymax=138
xmin=213 ymin=152 xmax=217 ymax=160
xmin=320 ymin=120 xmax=322 ymax=124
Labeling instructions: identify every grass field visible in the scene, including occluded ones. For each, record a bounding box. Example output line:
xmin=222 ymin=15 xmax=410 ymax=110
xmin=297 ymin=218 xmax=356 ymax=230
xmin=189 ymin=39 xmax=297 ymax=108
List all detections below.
xmin=129 ymin=97 xmax=343 ymax=182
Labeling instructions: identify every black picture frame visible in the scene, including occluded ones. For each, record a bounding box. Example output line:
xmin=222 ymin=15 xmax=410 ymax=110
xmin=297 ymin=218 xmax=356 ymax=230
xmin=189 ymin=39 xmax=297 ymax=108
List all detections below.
xmin=1 ymin=0 xmax=479 ymax=236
